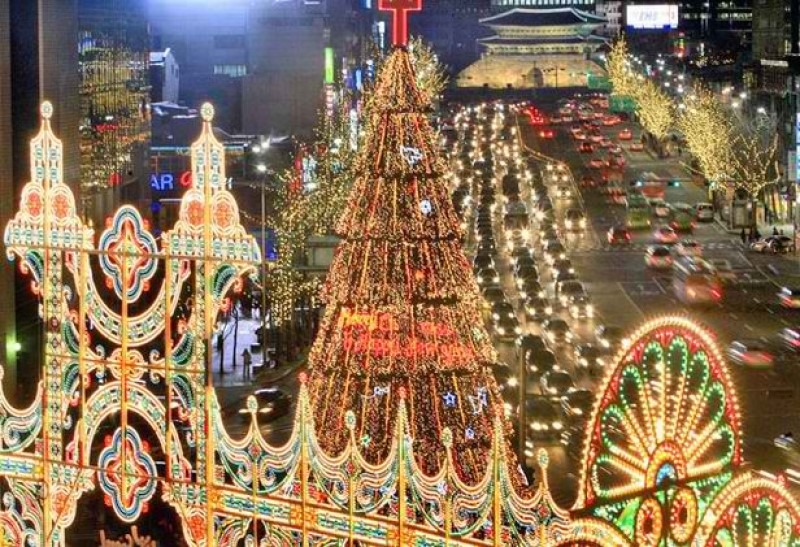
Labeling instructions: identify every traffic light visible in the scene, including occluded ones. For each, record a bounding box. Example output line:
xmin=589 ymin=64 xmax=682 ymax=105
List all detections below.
xmin=668 ymin=180 xmax=681 ymax=187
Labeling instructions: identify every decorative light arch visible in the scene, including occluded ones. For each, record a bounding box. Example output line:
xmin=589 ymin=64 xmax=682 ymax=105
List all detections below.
xmin=578 ymin=316 xmax=742 ymax=508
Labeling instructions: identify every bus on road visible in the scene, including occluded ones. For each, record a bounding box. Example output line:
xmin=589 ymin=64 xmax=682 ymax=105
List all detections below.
xmin=625 ymin=192 xmax=651 ymax=229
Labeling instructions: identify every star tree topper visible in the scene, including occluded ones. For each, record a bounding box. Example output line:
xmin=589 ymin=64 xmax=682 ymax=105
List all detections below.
xmin=379 ymin=0 xmax=423 ymax=47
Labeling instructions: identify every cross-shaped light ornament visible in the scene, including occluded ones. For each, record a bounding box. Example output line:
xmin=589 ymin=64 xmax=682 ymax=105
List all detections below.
xmin=379 ymin=0 xmax=423 ymax=47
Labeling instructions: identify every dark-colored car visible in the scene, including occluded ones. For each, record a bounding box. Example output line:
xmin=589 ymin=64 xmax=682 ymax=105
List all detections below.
xmin=518 ymin=278 xmax=545 ymax=300
xmin=574 ymin=343 xmax=606 ymax=372
xmin=595 ymin=324 xmax=626 ymax=351
xmin=540 ymin=370 xmax=576 ymax=397
xmin=526 ymin=397 xmax=565 ymax=440
xmin=238 ymin=387 xmax=292 ymax=422
xmin=473 ymin=254 xmax=495 ymax=272
xmin=607 ymin=226 xmax=631 ymax=245
xmin=543 ymin=318 xmax=572 ymax=345
xmin=493 ymin=314 xmax=522 ymax=339
xmin=561 ymin=389 xmax=594 ymax=421
xmin=476 ymin=267 xmax=500 ymax=287
xmin=491 ymin=301 xmax=516 ymax=322
xmin=524 ymin=295 xmax=552 ymax=321
xmin=517 ymin=334 xmax=547 ymax=356
xmin=525 ymin=348 xmax=557 ymax=377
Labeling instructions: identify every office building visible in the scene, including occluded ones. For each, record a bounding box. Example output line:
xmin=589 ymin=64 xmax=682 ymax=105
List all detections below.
xmin=78 ymin=0 xmax=150 ymax=217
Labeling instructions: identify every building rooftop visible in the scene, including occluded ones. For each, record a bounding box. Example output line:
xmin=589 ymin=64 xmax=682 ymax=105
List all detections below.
xmin=480 ymin=7 xmax=606 ymax=27
xmin=478 ymin=35 xmax=607 ymax=45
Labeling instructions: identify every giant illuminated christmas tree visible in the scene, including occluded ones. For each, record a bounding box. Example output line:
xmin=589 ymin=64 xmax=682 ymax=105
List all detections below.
xmin=307 ymin=3 xmax=514 ymax=485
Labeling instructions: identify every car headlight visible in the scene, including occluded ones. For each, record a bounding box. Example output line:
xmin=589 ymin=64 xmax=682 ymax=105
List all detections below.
xmin=531 ymin=422 xmax=542 ymax=431
xmin=507 ymin=377 xmax=518 ymax=387
xmin=492 ymin=313 xmax=499 ymax=320
xmin=587 ymin=304 xmax=594 ymax=314
xmin=538 ymin=290 xmax=546 ymax=298
xmin=497 ymin=327 xmax=505 ymax=335
xmin=515 ymin=326 xmax=522 ymax=334
xmin=573 ymin=408 xmax=583 ymax=416
xmin=580 ymin=219 xmax=587 ymax=228
xmin=566 ymin=331 xmax=573 ymax=340
xmin=553 ymin=421 xmax=563 ymax=430
xmin=565 ymin=220 xmax=573 ymax=229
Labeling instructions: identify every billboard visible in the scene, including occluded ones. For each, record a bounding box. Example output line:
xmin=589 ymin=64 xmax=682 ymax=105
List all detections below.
xmin=626 ymin=5 xmax=679 ymax=30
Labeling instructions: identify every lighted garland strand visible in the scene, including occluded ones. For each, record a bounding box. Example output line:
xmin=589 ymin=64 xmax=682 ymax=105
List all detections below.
xmin=306 ymin=48 xmax=514 ymax=486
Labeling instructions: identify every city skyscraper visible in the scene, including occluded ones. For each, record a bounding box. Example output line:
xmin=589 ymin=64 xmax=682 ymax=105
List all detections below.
xmin=1 ymin=0 xmax=81 ymax=400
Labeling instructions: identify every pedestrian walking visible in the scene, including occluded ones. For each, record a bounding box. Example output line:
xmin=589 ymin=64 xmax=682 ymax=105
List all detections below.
xmin=753 ymin=227 xmax=761 ymax=241
xmin=740 ymin=228 xmax=747 ymax=246
xmin=773 ymin=226 xmax=779 ymax=237
xmin=242 ymin=348 xmax=252 ymax=379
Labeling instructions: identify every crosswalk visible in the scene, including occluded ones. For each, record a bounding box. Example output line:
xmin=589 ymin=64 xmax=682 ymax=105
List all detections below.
xmin=569 ymin=241 xmax=742 ymax=253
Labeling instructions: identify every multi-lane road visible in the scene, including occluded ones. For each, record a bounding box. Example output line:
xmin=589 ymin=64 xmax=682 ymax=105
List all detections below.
xmin=452 ymin=98 xmax=800 ymax=506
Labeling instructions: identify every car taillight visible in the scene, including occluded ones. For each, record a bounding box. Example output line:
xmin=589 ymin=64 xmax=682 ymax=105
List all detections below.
xmin=625 ymin=233 xmax=631 ymax=240
xmin=711 ymin=288 xmax=722 ymax=300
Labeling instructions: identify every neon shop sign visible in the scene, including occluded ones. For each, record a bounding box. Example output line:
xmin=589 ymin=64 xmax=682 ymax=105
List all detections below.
xmin=150 ymin=171 xmax=192 ymax=192
xmin=339 ymin=310 xmax=475 ymax=366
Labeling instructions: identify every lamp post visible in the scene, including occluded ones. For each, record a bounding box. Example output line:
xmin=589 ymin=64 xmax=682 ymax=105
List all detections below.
xmin=256 ymin=162 xmax=270 ymax=370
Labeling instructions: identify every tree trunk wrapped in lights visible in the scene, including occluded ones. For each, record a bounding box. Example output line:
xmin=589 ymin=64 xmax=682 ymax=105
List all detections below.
xmin=306 ymin=48 xmax=514 ymax=485
xmin=607 ymin=36 xmax=637 ymax=98
xmin=677 ymin=86 xmax=734 ymax=187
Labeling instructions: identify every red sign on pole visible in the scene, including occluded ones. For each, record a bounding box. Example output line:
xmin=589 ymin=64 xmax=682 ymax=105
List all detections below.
xmin=378 ymin=0 xmax=423 ymax=47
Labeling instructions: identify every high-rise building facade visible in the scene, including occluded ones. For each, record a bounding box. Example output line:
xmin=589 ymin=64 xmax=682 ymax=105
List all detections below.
xmin=1 ymin=0 xmax=81 ymax=401
xmin=78 ymin=0 xmax=150 ymax=216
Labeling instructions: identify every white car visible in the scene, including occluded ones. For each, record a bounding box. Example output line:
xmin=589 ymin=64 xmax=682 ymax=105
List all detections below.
xmin=675 ymin=239 xmax=702 ymax=257
xmin=728 ymin=340 xmax=774 ymax=368
xmin=650 ymin=198 xmax=671 ymax=218
xmin=695 ymin=202 xmax=714 ymax=222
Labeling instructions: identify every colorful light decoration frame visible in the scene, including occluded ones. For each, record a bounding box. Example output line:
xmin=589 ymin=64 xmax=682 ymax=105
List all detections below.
xmin=0 ymin=101 xmax=798 ymax=545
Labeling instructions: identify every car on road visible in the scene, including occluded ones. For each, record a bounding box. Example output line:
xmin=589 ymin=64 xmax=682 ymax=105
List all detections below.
xmin=493 ymin=314 xmax=522 ymax=339
xmin=239 ymin=387 xmax=292 ymax=422
xmin=556 ymin=280 xmax=587 ymax=307
xmin=675 ymin=239 xmax=703 ymax=257
xmin=525 ymin=348 xmax=557 ymax=377
xmin=595 ymin=324 xmax=626 ymax=351
xmin=650 ymin=198 xmax=671 ymax=218
xmin=727 ymin=339 xmax=774 ymax=368
xmin=491 ymin=301 xmax=516 ymax=322
xmin=778 ymin=287 xmax=800 ymax=309
xmin=473 ymin=254 xmax=495 ymax=272
xmin=573 ymin=131 xmax=587 ymax=141
xmin=645 ymin=245 xmax=673 ymax=269
xmin=492 ymin=362 xmax=518 ymax=394
xmin=481 ymin=287 xmax=507 ymax=309
xmin=579 ymin=141 xmax=593 ymax=153
xmin=751 ymin=235 xmax=795 ymax=254
xmin=523 ymin=295 xmax=552 ymax=321
xmin=543 ymin=318 xmax=572 ymax=345
xmin=589 ymin=158 xmax=605 ymax=169
xmin=540 ymin=370 xmax=576 ymax=397
xmin=568 ymin=295 xmax=594 ymax=319
xmin=705 ymin=258 xmax=736 ymax=283
xmin=476 ymin=267 xmax=500 ymax=287
xmin=580 ymin=175 xmax=597 ymax=188
xmin=630 ymin=142 xmax=644 ymax=151
xmin=517 ymin=333 xmax=547 ymax=356
xmin=618 ymin=128 xmax=633 ymax=140
xmin=574 ymin=343 xmax=606 ymax=372
xmin=695 ymin=202 xmax=714 ymax=222
xmin=551 ymin=258 xmax=575 ymax=277
xmin=589 ymin=133 xmax=604 ymax=143
xmin=607 ymin=226 xmax=631 ymax=245
xmin=603 ymin=115 xmax=621 ymax=126
xmin=779 ymin=327 xmax=800 ymax=351
xmin=561 ymin=389 xmax=594 ymax=421
xmin=600 ymin=137 xmax=613 ymax=148
xmin=555 ymin=184 xmax=573 ymax=200
xmin=543 ymin=241 xmax=567 ymax=265
xmin=565 ymin=208 xmax=587 ymax=231
xmin=526 ymin=398 xmax=564 ymax=440
xmin=518 ymin=277 xmax=545 ymax=300
xmin=538 ymin=128 xmax=554 ymax=139
xmin=653 ymin=226 xmax=678 ymax=244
